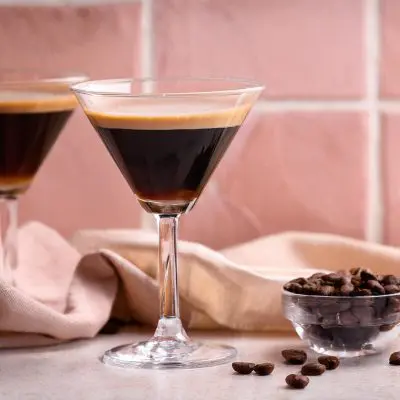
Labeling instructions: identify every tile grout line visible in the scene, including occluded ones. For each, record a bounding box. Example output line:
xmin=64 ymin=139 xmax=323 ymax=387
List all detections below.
xmin=0 ymin=0 xmax=142 ymax=4
xmin=365 ymin=0 xmax=382 ymax=243
xmin=255 ymin=100 xmax=368 ymax=112
xmin=256 ymin=100 xmax=400 ymax=112
xmin=140 ymin=0 xmax=154 ymax=80
xmin=139 ymin=0 xmax=157 ymax=231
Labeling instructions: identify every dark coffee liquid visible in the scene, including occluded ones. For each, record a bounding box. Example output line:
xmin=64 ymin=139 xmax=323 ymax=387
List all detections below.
xmin=91 ymin=123 xmax=239 ymax=202
xmin=0 ymin=92 xmax=76 ymax=195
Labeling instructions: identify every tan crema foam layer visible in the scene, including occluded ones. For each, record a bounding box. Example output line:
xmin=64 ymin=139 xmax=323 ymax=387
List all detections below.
xmin=0 ymin=177 xmax=32 ymax=193
xmin=0 ymin=90 xmax=77 ymax=113
xmin=87 ymin=99 xmax=251 ymax=130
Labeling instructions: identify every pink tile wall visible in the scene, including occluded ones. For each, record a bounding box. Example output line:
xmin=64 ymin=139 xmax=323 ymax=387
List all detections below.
xmin=378 ymin=0 xmax=400 ymax=246
xmin=180 ymin=112 xmax=367 ymax=248
xmin=3 ymin=0 xmax=400 ymax=249
xmin=155 ymin=0 xmax=370 ymax=248
xmin=0 ymin=4 xmax=142 ymax=237
xmin=382 ymin=113 xmax=400 ymax=245
xmin=381 ymin=0 xmax=400 ymax=97
xmin=155 ymin=0 xmax=365 ymax=99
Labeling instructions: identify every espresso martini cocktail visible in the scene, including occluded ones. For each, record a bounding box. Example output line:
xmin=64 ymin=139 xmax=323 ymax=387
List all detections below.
xmin=72 ymin=78 xmax=264 ymax=369
xmin=87 ymin=98 xmax=248 ymax=214
xmin=0 ymin=86 xmax=76 ymax=196
xmin=0 ymin=73 xmax=86 ymax=282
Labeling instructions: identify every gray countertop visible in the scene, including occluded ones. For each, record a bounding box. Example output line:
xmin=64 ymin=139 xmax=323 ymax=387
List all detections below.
xmin=1 ymin=328 xmax=399 ymax=400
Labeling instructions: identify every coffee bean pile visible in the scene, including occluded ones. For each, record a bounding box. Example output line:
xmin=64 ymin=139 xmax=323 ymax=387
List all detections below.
xmin=284 ymin=268 xmax=400 ymax=297
xmin=232 ymin=349 xmax=400 ymax=390
xmin=283 ymin=268 xmax=400 ymax=351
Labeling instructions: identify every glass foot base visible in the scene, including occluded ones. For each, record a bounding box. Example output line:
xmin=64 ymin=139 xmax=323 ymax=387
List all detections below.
xmin=309 ymin=342 xmax=381 ymax=358
xmin=102 ymin=339 xmax=236 ymax=369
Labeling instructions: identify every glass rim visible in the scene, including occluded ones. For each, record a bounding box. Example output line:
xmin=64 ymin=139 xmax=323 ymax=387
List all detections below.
xmin=282 ymin=288 xmax=400 ymax=300
xmin=0 ymin=69 xmax=88 ymax=85
xmin=71 ymin=77 xmax=265 ymax=98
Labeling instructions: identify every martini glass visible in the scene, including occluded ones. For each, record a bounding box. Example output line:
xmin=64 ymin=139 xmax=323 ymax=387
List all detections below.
xmin=72 ymin=77 xmax=264 ymax=369
xmin=0 ymin=70 xmax=87 ymax=283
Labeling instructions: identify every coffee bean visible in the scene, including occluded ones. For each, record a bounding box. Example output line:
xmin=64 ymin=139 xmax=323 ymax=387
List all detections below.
xmin=292 ymin=277 xmax=308 ymax=285
xmin=339 ymin=275 xmax=351 ymax=285
xmin=338 ymin=310 xmax=359 ymax=325
xmin=351 ymin=305 xmax=374 ymax=324
xmin=350 ymin=267 xmax=362 ymax=276
xmin=352 ymin=288 xmax=372 ymax=296
xmin=310 ymin=272 xmax=326 ymax=281
xmin=317 ymin=356 xmax=340 ymax=370
xmin=301 ymin=362 xmax=326 ymax=376
xmin=232 ymin=362 xmax=255 ymax=374
xmin=253 ymin=363 xmax=274 ymax=376
xmin=322 ymin=273 xmax=343 ymax=285
xmin=340 ymin=283 xmax=354 ymax=296
xmin=283 ymin=282 xmax=303 ymax=293
xmin=285 ymin=374 xmax=309 ymax=389
xmin=303 ymin=283 xmax=318 ymax=295
xmin=381 ymin=275 xmax=398 ymax=286
xmin=366 ymin=280 xmax=385 ymax=295
xmin=384 ymin=285 xmax=400 ymax=294
xmin=389 ymin=352 xmax=400 ymax=365
xmin=360 ymin=269 xmax=378 ymax=282
xmin=387 ymin=297 xmax=400 ymax=314
xmin=281 ymin=349 xmax=307 ymax=365
xmin=380 ymin=323 xmax=397 ymax=332
xmin=320 ymin=285 xmax=335 ymax=296
xmin=351 ymin=276 xmax=362 ymax=287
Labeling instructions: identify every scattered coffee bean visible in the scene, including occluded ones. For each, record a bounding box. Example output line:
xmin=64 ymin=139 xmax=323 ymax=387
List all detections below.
xmin=232 ymin=362 xmax=255 ymax=375
xmin=281 ymin=349 xmax=307 ymax=365
xmin=389 ymin=352 xmax=400 ymax=365
xmin=317 ymin=356 xmax=340 ymax=370
xmin=379 ymin=323 xmax=397 ymax=332
xmin=253 ymin=363 xmax=274 ymax=376
xmin=301 ymin=362 xmax=326 ymax=376
xmin=285 ymin=374 xmax=309 ymax=389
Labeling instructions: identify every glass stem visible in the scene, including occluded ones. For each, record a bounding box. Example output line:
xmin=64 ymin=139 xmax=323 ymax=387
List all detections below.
xmin=0 ymin=196 xmax=18 ymax=283
xmin=154 ymin=214 xmax=187 ymax=340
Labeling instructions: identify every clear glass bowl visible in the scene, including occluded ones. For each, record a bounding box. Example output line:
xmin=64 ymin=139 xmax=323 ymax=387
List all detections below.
xmin=282 ymin=290 xmax=400 ymax=358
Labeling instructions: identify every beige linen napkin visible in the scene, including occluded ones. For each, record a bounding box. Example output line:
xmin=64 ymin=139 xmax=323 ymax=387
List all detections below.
xmin=1 ymin=221 xmax=400 ymax=348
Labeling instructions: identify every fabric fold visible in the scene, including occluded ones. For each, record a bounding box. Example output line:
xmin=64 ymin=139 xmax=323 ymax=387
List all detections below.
xmin=1 ymin=221 xmax=399 ymax=348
